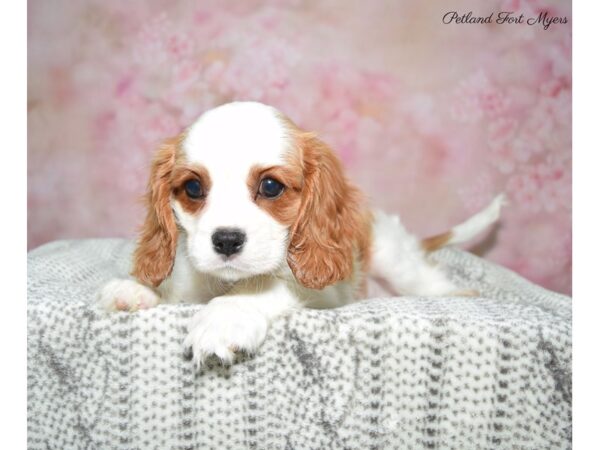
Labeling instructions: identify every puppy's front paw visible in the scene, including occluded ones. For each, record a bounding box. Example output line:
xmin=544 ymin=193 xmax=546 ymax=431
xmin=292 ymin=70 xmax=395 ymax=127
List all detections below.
xmin=184 ymin=297 xmax=269 ymax=369
xmin=97 ymin=278 xmax=160 ymax=312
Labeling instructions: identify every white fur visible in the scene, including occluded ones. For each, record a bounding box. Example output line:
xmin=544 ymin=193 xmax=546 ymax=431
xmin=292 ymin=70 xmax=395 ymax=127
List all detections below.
xmin=370 ymin=211 xmax=459 ymax=296
xmin=182 ymin=276 xmax=301 ymax=368
xmin=98 ymin=278 xmax=160 ymax=312
xmin=447 ymin=194 xmax=506 ymax=246
xmin=98 ymin=101 xmax=504 ymax=369
xmin=369 ymin=195 xmax=504 ymax=296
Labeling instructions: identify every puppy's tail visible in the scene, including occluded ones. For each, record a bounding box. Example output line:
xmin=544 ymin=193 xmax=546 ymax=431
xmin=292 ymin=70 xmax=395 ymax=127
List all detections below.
xmin=421 ymin=194 xmax=506 ymax=252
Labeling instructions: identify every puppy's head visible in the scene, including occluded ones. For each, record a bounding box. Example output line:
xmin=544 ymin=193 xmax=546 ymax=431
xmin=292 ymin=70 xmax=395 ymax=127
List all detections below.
xmin=132 ymin=102 xmax=370 ymax=290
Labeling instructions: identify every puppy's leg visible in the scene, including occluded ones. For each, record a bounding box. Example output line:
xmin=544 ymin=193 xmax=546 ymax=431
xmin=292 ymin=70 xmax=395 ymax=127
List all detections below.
xmin=184 ymin=276 xmax=301 ymax=369
xmin=369 ymin=211 xmax=461 ymax=297
xmin=97 ymin=278 xmax=161 ymax=312
xmin=370 ymin=196 xmax=504 ymax=297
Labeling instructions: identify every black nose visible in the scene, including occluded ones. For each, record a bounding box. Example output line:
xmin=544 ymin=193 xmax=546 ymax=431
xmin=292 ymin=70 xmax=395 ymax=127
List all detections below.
xmin=211 ymin=228 xmax=246 ymax=257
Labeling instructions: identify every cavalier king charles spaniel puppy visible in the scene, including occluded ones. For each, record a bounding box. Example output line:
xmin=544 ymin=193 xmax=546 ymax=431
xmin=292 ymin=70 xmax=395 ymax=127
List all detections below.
xmin=99 ymin=101 xmax=504 ymax=369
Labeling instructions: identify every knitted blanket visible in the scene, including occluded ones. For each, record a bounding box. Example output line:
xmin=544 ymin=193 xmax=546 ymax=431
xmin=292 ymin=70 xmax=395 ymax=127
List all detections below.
xmin=27 ymin=239 xmax=571 ymax=450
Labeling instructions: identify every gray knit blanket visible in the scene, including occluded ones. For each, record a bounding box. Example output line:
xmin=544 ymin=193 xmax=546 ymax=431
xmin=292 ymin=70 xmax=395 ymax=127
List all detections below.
xmin=27 ymin=239 xmax=571 ymax=450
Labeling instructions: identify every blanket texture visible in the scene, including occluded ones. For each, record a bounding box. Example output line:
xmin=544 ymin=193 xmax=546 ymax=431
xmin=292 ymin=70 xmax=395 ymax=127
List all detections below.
xmin=27 ymin=239 xmax=571 ymax=450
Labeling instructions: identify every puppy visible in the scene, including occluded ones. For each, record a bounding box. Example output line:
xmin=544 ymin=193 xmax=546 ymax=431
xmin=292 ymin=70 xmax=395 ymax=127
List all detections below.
xmin=98 ymin=101 xmax=504 ymax=369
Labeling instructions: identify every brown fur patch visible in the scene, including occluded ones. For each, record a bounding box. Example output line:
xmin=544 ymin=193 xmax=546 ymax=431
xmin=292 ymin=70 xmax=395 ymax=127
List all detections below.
xmin=421 ymin=230 xmax=453 ymax=252
xmin=247 ymin=164 xmax=304 ymax=226
xmin=131 ymin=136 xmax=183 ymax=287
xmin=171 ymin=164 xmax=211 ymax=214
xmin=283 ymin=125 xmax=373 ymax=290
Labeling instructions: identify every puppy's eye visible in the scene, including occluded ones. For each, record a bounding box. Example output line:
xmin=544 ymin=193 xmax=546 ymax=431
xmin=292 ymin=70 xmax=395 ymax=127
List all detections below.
xmin=259 ymin=178 xmax=285 ymax=199
xmin=184 ymin=179 xmax=203 ymax=199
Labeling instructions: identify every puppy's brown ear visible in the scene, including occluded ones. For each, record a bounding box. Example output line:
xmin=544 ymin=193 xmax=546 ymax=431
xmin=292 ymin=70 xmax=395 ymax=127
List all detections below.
xmin=131 ymin=137 xmax=180 ymax=287
xmin=287 ymin=132 xmax=371 ymax=290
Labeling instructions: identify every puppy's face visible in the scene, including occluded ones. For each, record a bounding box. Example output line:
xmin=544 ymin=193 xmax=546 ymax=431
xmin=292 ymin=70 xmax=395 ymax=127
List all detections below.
xmin=173 ymin=103 xmax=302 ymax=281
xmin=132 ymin=102 xmax=370 ymax=290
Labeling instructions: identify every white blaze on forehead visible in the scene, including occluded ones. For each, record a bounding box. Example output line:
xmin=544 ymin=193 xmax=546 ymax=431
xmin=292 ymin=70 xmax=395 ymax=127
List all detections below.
xmin=183 ymin=102 xmax=291 ymax=170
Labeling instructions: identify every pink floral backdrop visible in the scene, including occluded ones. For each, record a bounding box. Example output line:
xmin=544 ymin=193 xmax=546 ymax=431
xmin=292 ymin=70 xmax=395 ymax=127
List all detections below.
xmin=28 ymin=0 xmax=572 ymax=294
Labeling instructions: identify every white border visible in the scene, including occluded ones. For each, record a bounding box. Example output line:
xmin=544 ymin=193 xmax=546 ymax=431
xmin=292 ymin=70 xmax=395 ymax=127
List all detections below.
xmin=572 ymin=0 xmax=599 ymax=447
xmin=0 ymin=0 xmax=27 ymax=448
xmin=10 ymin=0 xmax=589 ymax=448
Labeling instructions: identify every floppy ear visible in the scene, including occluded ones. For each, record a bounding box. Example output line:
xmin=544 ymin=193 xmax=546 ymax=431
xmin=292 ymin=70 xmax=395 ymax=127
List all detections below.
xmin=131 ymin=137 xmax=179 ymax=287
xmin=287 ymin=132 xmax=371 ymax=290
